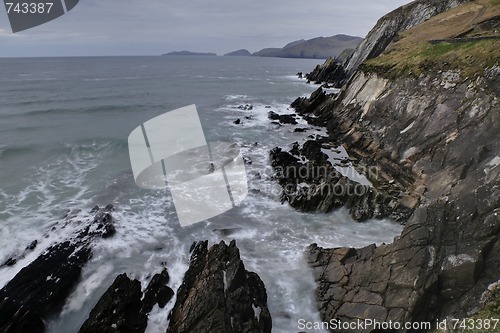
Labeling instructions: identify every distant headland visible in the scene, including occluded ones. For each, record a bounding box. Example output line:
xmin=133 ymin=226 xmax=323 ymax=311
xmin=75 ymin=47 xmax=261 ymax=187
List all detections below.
xmin=162 ymin=51 xmax=217 ymax=56
xmin=163 ymin=34 xmax=363 ymax=60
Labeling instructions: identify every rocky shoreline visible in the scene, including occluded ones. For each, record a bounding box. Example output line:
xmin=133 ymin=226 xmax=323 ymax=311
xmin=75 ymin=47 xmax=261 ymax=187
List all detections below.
xmin=1 ymin=0 xmax=499 ymax=332
xmin=272 ymin=0 xmax=499 ymax=329
xmin=0 ymin=207 xmax=272 ymax=333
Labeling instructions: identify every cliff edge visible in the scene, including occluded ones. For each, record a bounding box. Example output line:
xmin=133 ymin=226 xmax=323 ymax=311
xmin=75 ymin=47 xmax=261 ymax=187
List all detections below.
xmin=290 ymin=0 xmax=499 ymax=329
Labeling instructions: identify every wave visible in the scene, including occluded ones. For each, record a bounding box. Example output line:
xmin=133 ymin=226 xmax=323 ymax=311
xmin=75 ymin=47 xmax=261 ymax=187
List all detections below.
xmin=3 ymin=104 xmax=147 ymax=118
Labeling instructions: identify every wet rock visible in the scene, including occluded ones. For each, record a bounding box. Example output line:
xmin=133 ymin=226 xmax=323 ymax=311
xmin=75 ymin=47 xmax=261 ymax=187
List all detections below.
xmin=142 ymin=269 xmax=174 ymax=312
xmin=2 ymin=258 xmax=16 ymax=267
xmin=79 ymin=274 xmax=147 ymax=333
xmin=0 ymin=241 xmax=92 ymax=331
xmin=0 ymin=205 xmax=117 ymax=332
xmin=290 ymin=87 xmax=328 ymax=116
xmin=79 ymin=268 xmax=174 ymax=333
xmin=213 ymin=228 xmax=244 ymax=236
xmin=268 ymin=111 xmax=298 ymax=125
xmin=234 ymin=118 xmax=241 ymax=125
xmin=305 ymin=58 xmax=348 ymax=87
xmin=269 ymin=143 xmax=409 ymax=222
xmin=25 ymin=240 xmax=37 ymax=251
xmin=167 ymin=240 xmax=272 ymax=333
xmin=238 ymin=104 xmax=253 ymax=111
xmin=0 ymin=297 xmax=44 ymax=333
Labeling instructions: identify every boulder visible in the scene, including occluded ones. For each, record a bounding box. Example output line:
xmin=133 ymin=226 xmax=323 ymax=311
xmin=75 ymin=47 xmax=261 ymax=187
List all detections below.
xmin=167 ymin=240 xmax=272 ymax=333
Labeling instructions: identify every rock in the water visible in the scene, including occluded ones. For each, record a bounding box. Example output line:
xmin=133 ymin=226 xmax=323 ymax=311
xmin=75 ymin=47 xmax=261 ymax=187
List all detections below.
xmin=269 ymin=143 xmax=410 ymax=222
xmin=79 ymin=274 xmax=147 ymax=333
xmin=79 ymin=269 xmax=174 ymax=333
xmin=0 ymin=205 xmax=117 ymax=332
xmin=0 ymin=297 xmax=45 ymax=333
xmin=268 ymin=111 xmax=298 ymax=125
xmin=167 ymin=240 xmax=272 ymax=333
xmin=141 ymin=269 xmax=174 ymax=313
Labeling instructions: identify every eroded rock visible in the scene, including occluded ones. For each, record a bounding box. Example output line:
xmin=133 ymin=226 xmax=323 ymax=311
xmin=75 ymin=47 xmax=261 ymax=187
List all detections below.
xmin=167 ymin=240 xmax=272 ymax=333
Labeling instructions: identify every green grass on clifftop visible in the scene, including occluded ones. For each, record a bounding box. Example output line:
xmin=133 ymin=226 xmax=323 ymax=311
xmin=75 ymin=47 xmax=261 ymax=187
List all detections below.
xmin=363 ymin=39 xmax=500 ymax=78
xmin=363 ymin=0 xmax=500 ymax=78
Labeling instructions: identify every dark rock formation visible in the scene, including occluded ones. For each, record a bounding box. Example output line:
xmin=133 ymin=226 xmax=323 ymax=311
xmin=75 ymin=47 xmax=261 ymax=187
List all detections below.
xmin=268 ymin=111 xmax=298 ymax=125
xmin=238 ymin=104 xmax=253 ymax=111
xmin=269 ymin=141 xmax=412 ymax=222
xmin=167 ymin=240 xmax=272 ymax=333
xmin=305 ymin=58 xmax=348 ymax=88
xmin=0 ymin=205 xmax=116 ymax=332
xmin=142 ymin=269 xmax=175 ymax=314
xmin=79 ymin=274 xmax=147 ymax=333
xmin=0 ymin=297 xmax=45 ymax=333
xmin=291 ymin=87 xmax=327 ymax=116
xmin=79 ymin=269 xmax=174 ymax=333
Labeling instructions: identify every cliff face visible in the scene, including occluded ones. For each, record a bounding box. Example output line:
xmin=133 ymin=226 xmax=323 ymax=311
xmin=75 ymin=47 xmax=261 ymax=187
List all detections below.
xmin=344 ymin=0 xmax=472 ymax=75
xmin=306 ymin=67 xmax=499 ymax=325
xmin=307 ymin=0 xmax=472 ymax=86
xmin=291 ymin=0 xmax=500 ymax=328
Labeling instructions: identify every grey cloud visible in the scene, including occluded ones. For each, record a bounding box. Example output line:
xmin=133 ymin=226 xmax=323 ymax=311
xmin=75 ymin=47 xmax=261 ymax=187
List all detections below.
xmin=0 ymin=0 xmax=412 ymax=57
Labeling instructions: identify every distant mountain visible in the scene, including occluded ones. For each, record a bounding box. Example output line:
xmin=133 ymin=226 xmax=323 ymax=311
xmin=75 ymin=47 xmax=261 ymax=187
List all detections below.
xmin=224 ymin=49 xmax=252 ymax=56
xmin=162 ymin=51 xmax=217 ymax=56
xmin=252 ymin=35 xmax=363 ymax=59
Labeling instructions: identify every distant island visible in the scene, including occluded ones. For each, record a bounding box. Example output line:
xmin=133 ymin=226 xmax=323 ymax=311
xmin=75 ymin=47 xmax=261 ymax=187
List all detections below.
xmin=162 ymin=51 xmax=217 ymax=56
xmin=164 ymin=34 xmax=363 ymax=59
xmin=224 ymin=49 xmax=251 ymax=56
xmin=249 ymin=34 xmax=362 ymax=59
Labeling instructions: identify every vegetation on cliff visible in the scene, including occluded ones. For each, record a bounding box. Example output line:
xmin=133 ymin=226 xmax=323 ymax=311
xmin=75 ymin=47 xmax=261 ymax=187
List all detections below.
xmin=363 ymin=0 xmax=500 ymax=78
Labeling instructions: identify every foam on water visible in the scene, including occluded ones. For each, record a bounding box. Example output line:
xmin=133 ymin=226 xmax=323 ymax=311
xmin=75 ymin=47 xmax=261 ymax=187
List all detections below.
xmin=0 ymin=57 xmax=403 ymax=333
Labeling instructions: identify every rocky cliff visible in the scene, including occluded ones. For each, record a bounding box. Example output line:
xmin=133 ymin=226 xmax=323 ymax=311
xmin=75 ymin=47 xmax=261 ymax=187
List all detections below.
xmin=284 ymin=0 xmax=499 ymax=329
xmin=306 ymin=0 xmax=472 ymax=87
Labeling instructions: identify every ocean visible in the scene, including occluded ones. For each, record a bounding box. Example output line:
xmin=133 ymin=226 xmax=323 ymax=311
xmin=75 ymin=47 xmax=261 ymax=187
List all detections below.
xmin=0 ymin=56 xmax=402 ymax=332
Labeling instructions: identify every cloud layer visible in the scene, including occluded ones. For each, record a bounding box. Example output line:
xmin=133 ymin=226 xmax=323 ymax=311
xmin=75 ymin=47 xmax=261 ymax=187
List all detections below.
xmin=0 ymin=0 xmax=412 ymax=57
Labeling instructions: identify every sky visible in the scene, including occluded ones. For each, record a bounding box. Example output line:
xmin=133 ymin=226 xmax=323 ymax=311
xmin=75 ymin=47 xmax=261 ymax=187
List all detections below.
xmin=0 ymin=0 xmax=412 ymax=57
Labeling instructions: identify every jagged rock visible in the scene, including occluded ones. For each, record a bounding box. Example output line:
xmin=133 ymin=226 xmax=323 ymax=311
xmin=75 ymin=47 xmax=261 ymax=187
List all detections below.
xmin=267 ymin=111 xmax=297 ymax=125
xmin=305 ymin=58 xmax=348 ymax=87
xmin=238 ymin=104 xmax=253 ymax=111
xmin=0 ymin=206 xmax=116 ymax=332
xmin=79 ymin=274 xmax=147 ymax=333
xmin=0 ymin=297 xmax=45 ymax=333
xmin=141 ymin=269 xmax=174 ymax=313
xmin=290 ymin=87 xmax=327 ymax=115
xmin=79 ymin=269 xmax=174 ymax=333
xmin=269 ymin=143 xmax=410 ymax=222
xmin=167 ymin=240 xmax=272 ymax=333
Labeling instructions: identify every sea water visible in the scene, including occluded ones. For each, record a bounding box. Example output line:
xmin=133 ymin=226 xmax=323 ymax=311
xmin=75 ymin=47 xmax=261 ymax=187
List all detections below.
xmin=0 ymin=56 xmax=402 ymax=333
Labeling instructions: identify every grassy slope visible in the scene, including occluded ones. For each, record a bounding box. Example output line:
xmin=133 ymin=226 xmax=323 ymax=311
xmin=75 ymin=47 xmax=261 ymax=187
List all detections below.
xmin=362 ymin=0 xmax=500 ymax=78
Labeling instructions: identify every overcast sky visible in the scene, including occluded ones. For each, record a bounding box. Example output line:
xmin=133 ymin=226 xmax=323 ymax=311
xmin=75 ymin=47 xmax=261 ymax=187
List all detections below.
xmin=0 ymin=0 xmax=412 ymax=57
